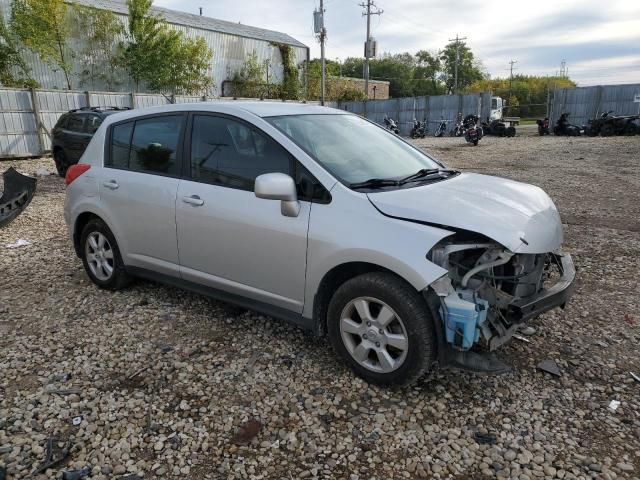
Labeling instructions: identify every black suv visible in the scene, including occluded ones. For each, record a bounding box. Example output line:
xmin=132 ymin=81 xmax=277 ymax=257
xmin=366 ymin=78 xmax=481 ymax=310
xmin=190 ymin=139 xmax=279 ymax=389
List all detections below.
xmin=51 ymin=107 xmax=129 ymax=176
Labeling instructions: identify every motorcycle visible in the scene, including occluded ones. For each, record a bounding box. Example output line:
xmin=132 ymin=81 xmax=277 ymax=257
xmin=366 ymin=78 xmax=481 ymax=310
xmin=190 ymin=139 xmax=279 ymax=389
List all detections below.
xmin=410 ymin=118 xmax=427 ymax=138
xmin=449 ymin=112 xmax=464 ymax=137
xmin=383 ymin=116 xmax=399 ymax=135
xmin=553 ymin=113 xmax=581 ymax=136
xmin=482 ymin=119 xmax=516 ymax=137
xmin=463 ymin=114 xmax=483 ymax=146
xmin=434 ymin=118 xmax=448 ymax=137
xmin=536 ymin=117 xmax=550 ymax=136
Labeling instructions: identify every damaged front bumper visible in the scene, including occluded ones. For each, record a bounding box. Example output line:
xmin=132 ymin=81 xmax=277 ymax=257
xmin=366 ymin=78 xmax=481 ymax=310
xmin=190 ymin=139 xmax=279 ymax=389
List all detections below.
xmin=507 ymin=252 xmax=576 ymax=323
xmin=0 ymin=167 xmax=37 ymax=228
xmin=427 ymin=242 xmax=576 ymax=374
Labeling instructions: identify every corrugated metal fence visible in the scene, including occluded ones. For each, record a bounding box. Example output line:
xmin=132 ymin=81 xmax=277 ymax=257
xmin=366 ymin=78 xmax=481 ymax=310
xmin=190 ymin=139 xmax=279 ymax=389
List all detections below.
xmin=549 ymin=84 xmax=640 ymax=127
xmin=332 ymin=93 xmax=492 ymax=136
xmin=0 ymin=88 xmax=232 ymax=158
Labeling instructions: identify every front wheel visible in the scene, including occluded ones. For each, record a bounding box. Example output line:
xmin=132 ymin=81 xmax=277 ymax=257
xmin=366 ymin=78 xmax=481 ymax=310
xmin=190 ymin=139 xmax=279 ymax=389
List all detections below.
xmin=327 ymin=273 xmax=436 ymax=386
xmin=80 ymin=218 xmax=132 ymax=290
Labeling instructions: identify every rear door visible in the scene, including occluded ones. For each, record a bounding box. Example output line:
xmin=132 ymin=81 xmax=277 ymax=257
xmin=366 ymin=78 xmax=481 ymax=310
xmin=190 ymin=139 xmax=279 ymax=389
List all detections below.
xmin=98 ymin=114 xmax=186 ymax=277
xmin=176 ymin=113 xmax=311 ymax=312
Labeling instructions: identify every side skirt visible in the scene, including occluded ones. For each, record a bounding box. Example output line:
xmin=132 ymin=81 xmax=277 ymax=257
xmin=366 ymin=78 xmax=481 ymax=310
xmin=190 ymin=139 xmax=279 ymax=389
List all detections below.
xmin=126 ymin=266 xmax=316 ymax=333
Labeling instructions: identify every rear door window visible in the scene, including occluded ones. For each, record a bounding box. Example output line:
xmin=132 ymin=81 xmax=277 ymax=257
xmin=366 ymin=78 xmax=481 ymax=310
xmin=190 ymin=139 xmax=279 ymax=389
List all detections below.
xmin=66 ymin=115 xmax=85 ymax=132
xmin=86 ymin=114 xmax=103 ymax=134
xmin=107 ymin=115 xmax=185 ymax=176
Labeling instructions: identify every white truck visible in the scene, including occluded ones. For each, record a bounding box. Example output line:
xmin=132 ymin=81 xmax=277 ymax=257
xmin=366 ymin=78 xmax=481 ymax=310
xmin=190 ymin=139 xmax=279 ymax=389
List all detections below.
xmin=489 ymin=96 xmax=520 ymax=126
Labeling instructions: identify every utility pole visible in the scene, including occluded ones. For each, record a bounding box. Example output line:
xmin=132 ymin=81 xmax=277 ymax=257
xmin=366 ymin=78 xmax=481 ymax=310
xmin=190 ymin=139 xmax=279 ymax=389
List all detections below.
xmin=508 ymin=59 xmax=517 ymax=105
xmin=360 ymin=0 xmax=383 ymax=100
xmin=448 ymin=34 xmax=467 ymax=95
xmin=314 ymin=2 xmax=327 ymax=105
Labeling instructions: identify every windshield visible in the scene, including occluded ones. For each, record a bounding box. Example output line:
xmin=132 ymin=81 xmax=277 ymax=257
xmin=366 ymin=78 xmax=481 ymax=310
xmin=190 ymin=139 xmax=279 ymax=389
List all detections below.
xmin=266 ymin=114 xmax=442 ymax=185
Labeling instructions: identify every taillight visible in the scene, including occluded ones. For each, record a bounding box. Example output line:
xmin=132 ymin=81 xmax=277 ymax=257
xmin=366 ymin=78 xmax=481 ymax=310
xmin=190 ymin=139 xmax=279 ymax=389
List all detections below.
xmin=65 ymin=164 xmax=91 ymax=186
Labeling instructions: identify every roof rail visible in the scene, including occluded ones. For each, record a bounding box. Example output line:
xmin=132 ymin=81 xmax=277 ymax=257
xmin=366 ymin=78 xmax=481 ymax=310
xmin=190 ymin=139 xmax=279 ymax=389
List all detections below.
xmin=68 ymin=106 xmax=132 ymax=113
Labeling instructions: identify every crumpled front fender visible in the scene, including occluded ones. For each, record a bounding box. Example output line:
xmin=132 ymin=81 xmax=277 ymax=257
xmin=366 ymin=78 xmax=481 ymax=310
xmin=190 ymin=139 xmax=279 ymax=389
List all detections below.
xmin=0 ymin=167 xmax=37 ymax=228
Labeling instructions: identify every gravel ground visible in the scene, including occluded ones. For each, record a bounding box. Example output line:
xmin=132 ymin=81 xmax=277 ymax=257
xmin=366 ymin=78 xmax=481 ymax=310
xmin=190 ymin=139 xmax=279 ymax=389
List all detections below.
xmin=1 ymin=130 xmax=639 ymax=479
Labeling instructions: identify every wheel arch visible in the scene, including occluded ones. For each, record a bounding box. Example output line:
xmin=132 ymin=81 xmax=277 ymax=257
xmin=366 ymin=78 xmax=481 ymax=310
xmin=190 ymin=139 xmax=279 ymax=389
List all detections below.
xmin=312 ymin=261 xmax=427 ymax=337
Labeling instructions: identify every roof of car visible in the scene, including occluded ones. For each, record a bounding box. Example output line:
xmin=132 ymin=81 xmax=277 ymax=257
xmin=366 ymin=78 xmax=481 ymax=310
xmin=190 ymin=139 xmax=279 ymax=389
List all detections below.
xmin=100 ymin=101 xmax=349 ymax=122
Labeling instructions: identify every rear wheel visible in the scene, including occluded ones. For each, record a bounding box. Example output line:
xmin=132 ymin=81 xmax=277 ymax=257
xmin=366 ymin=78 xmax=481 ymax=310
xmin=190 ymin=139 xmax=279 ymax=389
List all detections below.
xmin=327 ymin=272 xmax=436 ymax=386
xmin=80 ymin=218 xmax=131 ymax=290
xmin=54 ymin=149 xmax=68 ymax=177
xmin=601 ymin=124 xmax=615 ymax=136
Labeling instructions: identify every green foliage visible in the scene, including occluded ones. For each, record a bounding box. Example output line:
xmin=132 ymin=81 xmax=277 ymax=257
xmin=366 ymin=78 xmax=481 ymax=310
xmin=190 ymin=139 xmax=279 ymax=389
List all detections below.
xmin=0 ymin=6 xmax=37 ymax=87
xmin=120 ymin=0 xmax=212 ymax=94
xmin=72 ymin=5 xmax=124 ymax=90
xmin=438 ymin=40 xmax=485 ymax=93
xmin=303 ymin=59 xmax=366 ymax=101
xmin=275 ymin=43 xmax=299 ymax=100
xmin=466 ymin=75 xmax=577 ymax=117
xmin=10 ymin=0 xmax=73 ymax=89
xmin=229 ymin=52 xmax=269 ymax=98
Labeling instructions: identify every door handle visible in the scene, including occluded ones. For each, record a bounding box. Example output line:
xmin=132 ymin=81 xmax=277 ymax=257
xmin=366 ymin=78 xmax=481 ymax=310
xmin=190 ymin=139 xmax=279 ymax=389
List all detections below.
xmin=182 ymin=195 xmax=204 ymax=206
xmin=102 ymin=180 xmax=119 ymax=190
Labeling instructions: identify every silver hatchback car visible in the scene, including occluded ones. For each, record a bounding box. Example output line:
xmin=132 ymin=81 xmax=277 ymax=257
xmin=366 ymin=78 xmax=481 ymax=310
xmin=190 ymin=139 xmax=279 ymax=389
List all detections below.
xmin=64 ymin=102 xmax=575 ymax=385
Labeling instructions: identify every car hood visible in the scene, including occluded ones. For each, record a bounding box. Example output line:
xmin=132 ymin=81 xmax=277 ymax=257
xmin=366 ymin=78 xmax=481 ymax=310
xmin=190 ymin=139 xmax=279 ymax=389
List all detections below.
xmin=367 ymin=172 xmax=563 ymax=254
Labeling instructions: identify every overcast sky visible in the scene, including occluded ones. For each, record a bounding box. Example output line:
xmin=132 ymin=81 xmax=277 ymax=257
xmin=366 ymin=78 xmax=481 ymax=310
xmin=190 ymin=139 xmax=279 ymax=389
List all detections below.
xmin=155 ymin=0 xmax=640 ymax=86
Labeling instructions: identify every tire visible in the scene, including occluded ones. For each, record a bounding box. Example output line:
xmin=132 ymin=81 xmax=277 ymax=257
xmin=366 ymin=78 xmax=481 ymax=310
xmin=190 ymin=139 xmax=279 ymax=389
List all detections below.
xmin=473 ymin=139 xmax=479 ymax=146
xmin=80 ymin=218 xmax=132 ymax=290
xmin=506 ymin=127 xmax=516 ymax=137
xmin=601 ymin=124 xmax=615 ymax=137
xmin=54 ymin=149 xmax=69 ymax=177
xmin=623 ymin=123 xmax=637 ymax=136
xmin=327 ymin=272 xmax=436 ymax=386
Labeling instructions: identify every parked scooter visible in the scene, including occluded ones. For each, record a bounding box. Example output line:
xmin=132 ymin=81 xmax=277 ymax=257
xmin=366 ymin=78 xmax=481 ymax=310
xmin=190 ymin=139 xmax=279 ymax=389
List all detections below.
xmin=410 ymin=118 xmax=427 ymax=138
xmin=449 ymin=112 xmax=464 ymax=137
xmin=553 ymin=113 xmax=581 ymax=136
xmin=434 ymin=118 xmax=449 ymax=137
xmin=536 ymin=117 xmax=550 ymax=136
xmin=463 ymin=114 xmax=483 ymax=146
xmin=383 ymin=115 xmax=400 ymax=134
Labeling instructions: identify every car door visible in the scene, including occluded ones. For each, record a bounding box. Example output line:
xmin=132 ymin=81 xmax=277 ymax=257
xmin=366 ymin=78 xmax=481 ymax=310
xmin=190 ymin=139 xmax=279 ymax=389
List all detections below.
xmin=98 ymin=114 xmax=185 ymax=277
xmin=176 ymin=113 xmax=311 ymax=313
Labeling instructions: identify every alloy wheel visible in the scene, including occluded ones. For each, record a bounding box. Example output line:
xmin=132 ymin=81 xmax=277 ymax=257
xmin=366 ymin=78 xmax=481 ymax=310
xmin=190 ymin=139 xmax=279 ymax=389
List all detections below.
xmin=85 ymin=232 xmax=114 ymax=281
xmin=339 ymin=296 xmax=409 ymax=373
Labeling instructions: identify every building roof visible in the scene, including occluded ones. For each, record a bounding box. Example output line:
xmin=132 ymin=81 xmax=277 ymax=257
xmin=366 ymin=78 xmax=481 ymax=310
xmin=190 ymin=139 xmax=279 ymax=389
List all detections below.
xmin=70 ymin=0 xmax=308 ymax=49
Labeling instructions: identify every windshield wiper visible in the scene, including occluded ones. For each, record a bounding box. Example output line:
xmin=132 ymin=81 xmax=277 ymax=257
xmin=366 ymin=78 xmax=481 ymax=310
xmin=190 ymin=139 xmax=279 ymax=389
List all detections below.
xmin=349 ymin=178 xmax=400 ymax=190
xmin=399 ymin=168 xmax=457 ymax=185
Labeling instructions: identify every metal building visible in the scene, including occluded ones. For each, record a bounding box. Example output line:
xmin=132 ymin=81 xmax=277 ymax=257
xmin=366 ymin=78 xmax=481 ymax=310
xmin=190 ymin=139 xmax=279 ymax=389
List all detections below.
xmin=0 ymin=0 xmax=309 ymax=95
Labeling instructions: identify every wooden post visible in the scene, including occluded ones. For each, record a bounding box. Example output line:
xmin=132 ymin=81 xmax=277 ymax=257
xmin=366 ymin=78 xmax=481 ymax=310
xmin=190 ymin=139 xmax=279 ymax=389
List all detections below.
xmin=85 ymin=90 xmax=91 ymax=108
xmin=29 ymin=88 xmax=47 ymax=155
xmin=130 ymin=92 xmax=136 ymax=109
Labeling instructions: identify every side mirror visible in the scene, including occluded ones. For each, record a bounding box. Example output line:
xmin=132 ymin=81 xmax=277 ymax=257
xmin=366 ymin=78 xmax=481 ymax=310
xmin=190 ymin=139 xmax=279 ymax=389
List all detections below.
xmin=254 ymin=173 xmax=300 ymax=217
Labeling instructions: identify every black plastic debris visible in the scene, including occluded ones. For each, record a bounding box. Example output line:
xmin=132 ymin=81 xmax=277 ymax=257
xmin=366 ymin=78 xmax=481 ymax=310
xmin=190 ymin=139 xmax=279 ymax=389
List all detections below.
xmin=474 ymin=431 xmax=497 ymax=445
xmin=31 ymin=437 xmax=70 ymax=476
xmin=62 ymin=467 xmax=90 ymax=480
xmin=0 ymin=167 xmax=37 ymax=229
xmin=537 ymin=359 xmax=561 ymax=377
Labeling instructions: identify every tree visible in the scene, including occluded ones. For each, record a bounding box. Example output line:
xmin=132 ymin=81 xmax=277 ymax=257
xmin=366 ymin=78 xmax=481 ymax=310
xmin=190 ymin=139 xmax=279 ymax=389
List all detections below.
xmin=0 ymin=6 xmax=36 ymax=87
xmin=71 ymin=5 xmax=124 ymax=90
xmin=413 ymin=50 xmax=442 ymax=96
xmin=10 ymin=0 xmax=74 ymax=89
xmin=120 ymin=0 xmax=212 ymax=94
xmin=438 ymin=40 xmax=485 ymax=94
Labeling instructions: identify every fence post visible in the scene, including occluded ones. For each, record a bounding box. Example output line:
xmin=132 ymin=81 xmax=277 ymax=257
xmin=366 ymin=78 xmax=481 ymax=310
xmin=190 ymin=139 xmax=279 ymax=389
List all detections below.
xmin=29 ymin=88 xmax=46 ymax=155
xmin=85 ymin=90 xmax=91 ymax=108
xmin=130 ymin=92 xmax=136 ymax=109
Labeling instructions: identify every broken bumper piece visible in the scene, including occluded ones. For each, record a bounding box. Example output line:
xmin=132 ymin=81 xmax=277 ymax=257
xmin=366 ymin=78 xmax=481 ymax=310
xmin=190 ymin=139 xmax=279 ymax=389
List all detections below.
xmin=507 ymin=253 xmax=576 ymax=323
xmin=0 ymin=167 xmax=37 ymax=228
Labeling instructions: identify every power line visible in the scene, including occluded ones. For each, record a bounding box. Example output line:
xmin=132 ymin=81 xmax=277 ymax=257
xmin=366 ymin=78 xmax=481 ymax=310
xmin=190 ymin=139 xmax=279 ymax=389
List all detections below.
xmin=508 ymin=59 xmax=517 ymax=103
